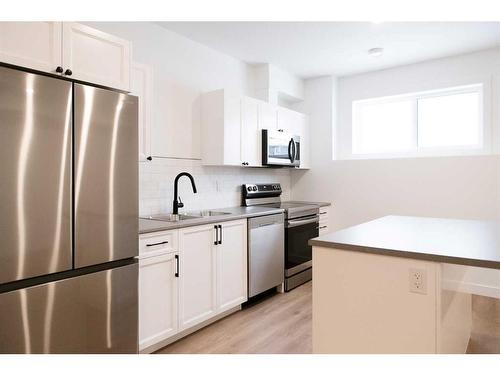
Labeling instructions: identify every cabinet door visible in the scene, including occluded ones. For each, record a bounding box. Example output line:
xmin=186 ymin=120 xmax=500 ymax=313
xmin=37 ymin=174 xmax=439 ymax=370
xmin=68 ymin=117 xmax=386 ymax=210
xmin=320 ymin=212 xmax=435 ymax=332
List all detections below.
xmin=62 ymin=23 xmax=131 ymax=91
xmin=277 ymin=107 xmax=301 ymax=134
xmin=240 ymin=97 xmax=260 ymax=166
xmin=131 ymin=62 xmax=153 ymax=162
xmin=258 ymin=102 xmax=278 ymax=130
xmin=178 ymin=224 xmax=217 ymax=330
xmin=139 ymin=252 xmax=179 ymax=351
xmin=217 ymin=220 xmax=248 ymax=312
xmin=0 ymin=22 xmax=62 ymax=74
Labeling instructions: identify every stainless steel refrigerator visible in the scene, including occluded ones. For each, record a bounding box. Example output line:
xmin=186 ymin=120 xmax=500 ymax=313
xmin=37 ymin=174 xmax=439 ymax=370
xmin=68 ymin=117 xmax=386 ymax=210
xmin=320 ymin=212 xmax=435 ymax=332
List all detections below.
xmin=0 ymin=65 xmax=139 ymax=353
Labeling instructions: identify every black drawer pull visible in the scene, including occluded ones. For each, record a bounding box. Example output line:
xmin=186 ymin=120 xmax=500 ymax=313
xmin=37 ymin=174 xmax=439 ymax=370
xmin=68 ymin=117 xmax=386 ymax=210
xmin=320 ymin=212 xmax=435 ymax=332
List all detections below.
xmin=214 ymin=225 xmax=218 ymax=245
xmin=146 ymin=240 xmax=169 ymax=247
xmin=175 ymin=254 xmax=179 ymax=277
xmin=317 ymin=226 xmax=327 ymax=230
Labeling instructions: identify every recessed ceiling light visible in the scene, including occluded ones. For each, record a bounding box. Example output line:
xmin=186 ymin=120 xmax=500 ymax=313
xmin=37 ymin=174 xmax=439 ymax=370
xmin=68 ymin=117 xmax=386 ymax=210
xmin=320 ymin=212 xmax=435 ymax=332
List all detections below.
xmin=368 ymin=47 xmax=384 ymax=57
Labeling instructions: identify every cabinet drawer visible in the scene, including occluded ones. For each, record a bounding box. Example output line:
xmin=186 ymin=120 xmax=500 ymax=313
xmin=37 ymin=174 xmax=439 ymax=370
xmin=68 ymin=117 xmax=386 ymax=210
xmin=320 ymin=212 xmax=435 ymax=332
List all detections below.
xmin=139 ymin=230 xmax=178 ymax=257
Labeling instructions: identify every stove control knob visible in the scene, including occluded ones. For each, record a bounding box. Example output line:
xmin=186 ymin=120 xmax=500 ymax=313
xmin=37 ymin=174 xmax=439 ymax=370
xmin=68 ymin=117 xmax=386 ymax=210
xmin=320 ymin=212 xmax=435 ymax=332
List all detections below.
xmin=252 ymin=186 xmax=258 ymax=191
xmin=247 ymin=186 xmax=252 ymax=192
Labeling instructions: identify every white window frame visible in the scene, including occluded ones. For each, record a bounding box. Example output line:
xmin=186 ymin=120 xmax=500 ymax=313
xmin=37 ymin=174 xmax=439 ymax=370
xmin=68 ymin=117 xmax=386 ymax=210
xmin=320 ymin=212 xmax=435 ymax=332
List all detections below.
xmin=351 ymin=84 xmax=487 ymax=160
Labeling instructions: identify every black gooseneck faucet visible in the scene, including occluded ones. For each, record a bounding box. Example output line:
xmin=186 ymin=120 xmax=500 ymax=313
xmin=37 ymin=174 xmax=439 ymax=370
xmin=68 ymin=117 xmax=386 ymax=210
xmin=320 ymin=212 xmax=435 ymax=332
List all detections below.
xmin=173 ymin=172 xmax=197 ymax=215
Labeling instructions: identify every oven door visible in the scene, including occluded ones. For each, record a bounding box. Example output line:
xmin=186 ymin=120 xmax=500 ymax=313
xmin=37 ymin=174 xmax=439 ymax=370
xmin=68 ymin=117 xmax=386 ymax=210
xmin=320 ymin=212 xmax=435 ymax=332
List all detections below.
xmin=262 ymin=129 xmax=300 ymax=167
xmin=285 ymin=215 xmax=319 ymax=276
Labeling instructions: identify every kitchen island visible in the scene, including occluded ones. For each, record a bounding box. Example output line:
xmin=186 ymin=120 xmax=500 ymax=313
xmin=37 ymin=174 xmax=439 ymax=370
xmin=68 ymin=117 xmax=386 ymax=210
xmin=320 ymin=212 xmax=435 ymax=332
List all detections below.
xmin=310 ymin=215 xmax=500 ymax=354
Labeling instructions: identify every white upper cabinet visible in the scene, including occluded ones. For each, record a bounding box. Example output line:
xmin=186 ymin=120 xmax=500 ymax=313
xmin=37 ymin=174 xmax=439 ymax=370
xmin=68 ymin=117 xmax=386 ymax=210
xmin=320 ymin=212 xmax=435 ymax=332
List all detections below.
xmin=216 ymin=219 xmax=248 ymax=312
xmin=277 ymin=107 xmax=310 ymax=169
xmin=178 ymin=224 xmax=218 ymax=331
xmin=277 ymin=106 xmax=302 ymax=134
xmin=0 ymin=22 xmax=63 ymax=74
xmin=200 ymin=89 xmax=310 ymax=169
xmin=62 ymin=23 xmax=131 ymax=91
xmin=258 ymin=101 xmax=278 ymax=130
xmin=131 ymin=62 xmax=153 ymax=162
xmin=201 ymin=89 xmax=242 ymax=166
xmin=0 ymin=22 xmax=131 ymax=91
xmin=240 ymin=97 xmax=261 ymax=167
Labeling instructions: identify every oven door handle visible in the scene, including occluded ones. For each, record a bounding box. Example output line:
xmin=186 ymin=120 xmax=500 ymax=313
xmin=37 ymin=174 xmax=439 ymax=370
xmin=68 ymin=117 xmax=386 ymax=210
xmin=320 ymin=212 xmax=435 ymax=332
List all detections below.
xmin=286 ymin=216 xmax=319 ymax=228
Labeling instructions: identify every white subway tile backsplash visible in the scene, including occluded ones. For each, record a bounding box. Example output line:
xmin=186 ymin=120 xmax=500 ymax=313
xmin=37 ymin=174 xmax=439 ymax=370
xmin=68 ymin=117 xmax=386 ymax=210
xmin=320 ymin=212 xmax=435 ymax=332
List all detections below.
xmin=139 ymin=158 xmax=291 ymax=216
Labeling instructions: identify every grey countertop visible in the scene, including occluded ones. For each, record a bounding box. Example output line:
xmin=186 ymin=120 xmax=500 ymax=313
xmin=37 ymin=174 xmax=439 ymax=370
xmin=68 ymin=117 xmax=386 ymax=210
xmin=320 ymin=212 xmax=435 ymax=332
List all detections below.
xmin=309 ymin=215 xmax=500 ymax=270
xmin=139 ymin=206 xmax=285 ymax=234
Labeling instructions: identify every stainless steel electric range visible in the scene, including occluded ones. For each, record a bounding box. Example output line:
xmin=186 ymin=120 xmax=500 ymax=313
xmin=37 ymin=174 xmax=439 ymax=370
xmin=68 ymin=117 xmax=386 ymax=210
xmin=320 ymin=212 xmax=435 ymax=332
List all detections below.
xmin=243 ymin=183 xmax=319 ymax=291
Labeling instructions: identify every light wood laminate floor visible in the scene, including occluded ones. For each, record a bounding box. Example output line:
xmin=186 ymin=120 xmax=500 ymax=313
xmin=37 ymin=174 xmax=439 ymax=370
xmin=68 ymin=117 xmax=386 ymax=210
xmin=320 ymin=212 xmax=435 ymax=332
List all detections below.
xmin=155 ymin=281 xmax=500 ymax=354
xmin=156 ymin=281 xmax=312 ymax=354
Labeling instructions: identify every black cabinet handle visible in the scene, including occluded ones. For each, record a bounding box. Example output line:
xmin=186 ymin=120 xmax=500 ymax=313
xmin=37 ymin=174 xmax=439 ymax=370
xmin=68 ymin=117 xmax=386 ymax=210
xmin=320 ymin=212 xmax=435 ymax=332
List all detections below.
xmin=146 ymin=240 xmax=168 ymax=247
xmin=146 ymin=156 xmax=152 ymax=161
xmin=56 ymin=66 xmax=63 ymax=73
xmin=214 ymin=225 xmax=218 ymax=245
xmin=175 ymin=254 xmax=179 ymax=277
xmin=64 ymin=69 xmax=72 ymax=76
xmin=218 ymin=225 xmax=222 ymax=245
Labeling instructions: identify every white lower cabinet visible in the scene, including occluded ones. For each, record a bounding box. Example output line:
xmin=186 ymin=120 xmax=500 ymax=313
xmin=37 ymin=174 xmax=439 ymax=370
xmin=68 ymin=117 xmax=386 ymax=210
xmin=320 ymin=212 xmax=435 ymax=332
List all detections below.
xmin=216 ymin=220 xmax=248 ymax=312
xmin=139 ymin=252 xmax=179 ymax=351
xmin=139 ymin=219 xmax=248 ymax=352
xmin=318 ymin=206 xmax=331 ymax=235
xmin=178 ymin=224 xmax=218 ymax=331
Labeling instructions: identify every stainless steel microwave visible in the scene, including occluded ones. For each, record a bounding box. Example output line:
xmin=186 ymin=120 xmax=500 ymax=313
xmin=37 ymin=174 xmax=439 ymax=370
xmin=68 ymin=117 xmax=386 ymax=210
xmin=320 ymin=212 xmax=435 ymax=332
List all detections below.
xmin=262 ymin=129 xmax=300 ymax=167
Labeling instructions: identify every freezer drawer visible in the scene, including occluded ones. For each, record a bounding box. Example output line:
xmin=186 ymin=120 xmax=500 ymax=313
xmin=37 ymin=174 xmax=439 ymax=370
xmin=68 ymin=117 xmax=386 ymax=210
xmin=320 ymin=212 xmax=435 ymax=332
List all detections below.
xmin=0 ymin=66 xmax=72 ymax=284
xmin=0 ymin=263 xmax=138 ymax=354
xmin=74 ymin=83 xmax=138 ymax=268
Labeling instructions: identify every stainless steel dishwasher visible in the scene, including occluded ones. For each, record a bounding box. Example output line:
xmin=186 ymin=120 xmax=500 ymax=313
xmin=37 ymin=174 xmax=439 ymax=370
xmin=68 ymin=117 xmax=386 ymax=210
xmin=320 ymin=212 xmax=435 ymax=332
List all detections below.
xmin=248 ymin=213 xmax=285 ymax=297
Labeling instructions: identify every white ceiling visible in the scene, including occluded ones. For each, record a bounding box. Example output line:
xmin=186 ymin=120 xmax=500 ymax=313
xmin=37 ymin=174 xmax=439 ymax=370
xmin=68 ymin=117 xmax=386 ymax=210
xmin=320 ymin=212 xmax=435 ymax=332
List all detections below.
xmin=156 ymin=22 xmax=500 ymax=78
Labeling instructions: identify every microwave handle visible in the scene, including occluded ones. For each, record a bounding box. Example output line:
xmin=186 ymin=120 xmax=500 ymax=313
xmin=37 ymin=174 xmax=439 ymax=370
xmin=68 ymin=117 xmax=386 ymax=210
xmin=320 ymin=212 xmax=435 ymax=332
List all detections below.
xmin=292 ymin=139 xmax=297 ymax=163
xmin=288 ymin=138 xmax=296 ymax=163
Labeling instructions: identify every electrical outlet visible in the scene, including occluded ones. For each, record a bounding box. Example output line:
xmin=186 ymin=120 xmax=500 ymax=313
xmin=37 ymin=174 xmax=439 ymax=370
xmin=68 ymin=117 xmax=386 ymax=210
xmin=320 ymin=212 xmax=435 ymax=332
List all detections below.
xmin=409 ymin=268 xmax=427 ymax=295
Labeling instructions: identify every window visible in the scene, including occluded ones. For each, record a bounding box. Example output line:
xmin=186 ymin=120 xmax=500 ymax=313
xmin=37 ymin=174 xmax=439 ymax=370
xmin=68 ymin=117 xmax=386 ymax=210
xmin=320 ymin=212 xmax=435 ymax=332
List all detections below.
xmin=352 ymin=84 xmax=484 ymax=158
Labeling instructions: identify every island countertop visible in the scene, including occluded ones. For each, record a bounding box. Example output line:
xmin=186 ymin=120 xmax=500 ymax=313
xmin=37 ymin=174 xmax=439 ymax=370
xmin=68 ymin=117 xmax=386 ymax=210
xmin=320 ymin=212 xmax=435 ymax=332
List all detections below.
xmin=309 ymin=215 xmax=500 ymax=270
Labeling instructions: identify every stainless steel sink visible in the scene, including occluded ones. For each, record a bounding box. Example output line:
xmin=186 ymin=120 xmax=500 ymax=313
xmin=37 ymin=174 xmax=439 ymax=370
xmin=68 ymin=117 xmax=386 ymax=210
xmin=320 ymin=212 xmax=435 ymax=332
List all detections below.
xmin=142 ymin=210 xmax=232 ymax=223
xmin=187 ymin=210 xmax=232 ymax=217
xmin=143 ymin=213 xmax=201 ymax=222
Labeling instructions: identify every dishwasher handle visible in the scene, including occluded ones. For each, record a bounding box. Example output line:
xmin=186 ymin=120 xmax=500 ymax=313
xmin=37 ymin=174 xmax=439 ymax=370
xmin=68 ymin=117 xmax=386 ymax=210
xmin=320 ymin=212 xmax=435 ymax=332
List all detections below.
xmin=248 ymin=213 xmax=285 ymax=230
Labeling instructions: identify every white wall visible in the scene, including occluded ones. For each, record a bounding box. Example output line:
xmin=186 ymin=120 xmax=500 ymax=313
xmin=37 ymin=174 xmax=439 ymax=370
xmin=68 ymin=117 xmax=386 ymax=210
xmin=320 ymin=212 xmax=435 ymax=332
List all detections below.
xmin=86 ymin=22 xmax=292 ymax=215
xmin=292 ymin=50 xmax=500 ymax=231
